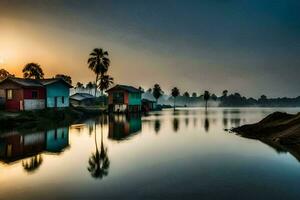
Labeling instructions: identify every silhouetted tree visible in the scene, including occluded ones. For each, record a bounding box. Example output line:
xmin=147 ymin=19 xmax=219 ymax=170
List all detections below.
xmin=75 ymin=82 xmax=84 ymax=92
xmin=171 ymin=87 xmax=180 ymax=110
xmin=98 ymin=75 xmax=114 ymax=95
xmin=55 ymin=74 xmax=72 ymax=85
xmin=88 ymin=48 xmax=110 ymax=96
xmin=192 ymin=92 xmax=197 ymax=98
xmin=0 ymin=68 xmax=13 ymax=80
xmin=204 ymin=90 xmax=210 ymax=111
xmin=211 ymin=93 xmax=217 ymax=101
xmin=23 ymin=63 xmax=44 ymax=79
xmin=138 ymin=86 xmax=144 ymax=92
xmin=222 ymin=90 xmax=228 ymax=97
xmin=152 ymin=84 xmax=163 ymax=104
xmin=86 ymin=81 xmax=94 ymax=94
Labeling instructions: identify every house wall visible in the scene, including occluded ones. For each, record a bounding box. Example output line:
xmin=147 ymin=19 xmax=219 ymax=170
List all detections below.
xmin=45 ymin=82 xmax=70 ymax=108
xmin=0 ymin=80 xmax=23 ymax=110
xmin=23 ymin=87 xmax=46 ymax=110
xmin=108 ymin=90 xmax=129 ymax=105
xmin=128 ymin=93 xmax=141 ymax=105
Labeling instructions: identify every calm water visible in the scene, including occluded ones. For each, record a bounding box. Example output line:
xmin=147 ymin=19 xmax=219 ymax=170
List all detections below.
xmin=1 ymin=108 xmax=300 ymax=200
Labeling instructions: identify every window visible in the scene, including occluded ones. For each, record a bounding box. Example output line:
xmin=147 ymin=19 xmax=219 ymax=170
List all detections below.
xmin=6 ymin=89 xmax=13 ymax=100
xmin=62 ymin=96 xmax=65 ymax=104
xmin=32 ymin=91 xmax=38 ymax=99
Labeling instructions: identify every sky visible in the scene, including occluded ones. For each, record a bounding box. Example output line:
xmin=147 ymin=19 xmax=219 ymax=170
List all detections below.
xmin=0 ymin=0 xmax=300 ymax=98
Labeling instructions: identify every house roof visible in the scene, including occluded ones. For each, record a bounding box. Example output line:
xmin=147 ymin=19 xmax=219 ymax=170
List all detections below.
xmin=0 ymin=77 xmax=73 ymax=88
xmin=39 ymin=78 xmax=73 ymax=88
xmin=106 ymin=84 xmax=142 ymax=93
xmin=70 ymin=93 xmax=95 ymax=101
xmin=0 ymin=77 xmax=43 ymax=87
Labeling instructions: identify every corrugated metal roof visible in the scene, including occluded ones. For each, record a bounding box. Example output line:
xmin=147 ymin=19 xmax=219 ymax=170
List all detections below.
xmin=70 ymin=93 xmax=95 ymax=101
xmin=106 ymin=84 xmax=142 ymax=93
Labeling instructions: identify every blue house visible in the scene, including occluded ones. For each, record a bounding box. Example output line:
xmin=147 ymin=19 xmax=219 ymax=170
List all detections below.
xmin=40 ymin=78 xmax=72 ymax=108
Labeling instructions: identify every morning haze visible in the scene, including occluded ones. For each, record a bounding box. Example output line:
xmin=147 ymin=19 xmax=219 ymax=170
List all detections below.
xmin=1 ymin=0 xmax=300 ymax=97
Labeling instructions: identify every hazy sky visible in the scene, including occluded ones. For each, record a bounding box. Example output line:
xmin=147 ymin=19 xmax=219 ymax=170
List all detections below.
xmin=0 ymin=0 xmax=300 ymax=97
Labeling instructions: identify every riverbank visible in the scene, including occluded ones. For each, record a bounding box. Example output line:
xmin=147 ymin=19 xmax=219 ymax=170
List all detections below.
xmin=233 ymin=111 xmax=300 ymax=145
xmin=0 ymin=107 xmax=106 ymax=131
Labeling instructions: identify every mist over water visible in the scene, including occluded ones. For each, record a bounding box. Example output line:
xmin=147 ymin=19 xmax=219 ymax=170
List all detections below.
xmin=1 ymin=107 xmax=300 ymax=200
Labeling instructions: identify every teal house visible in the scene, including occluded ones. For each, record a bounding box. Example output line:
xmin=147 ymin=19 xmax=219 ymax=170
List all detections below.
xmin=40 ymin=78 xmax=72 ymax=108
xmin=106 ymin=85 xmax=142 ymax=113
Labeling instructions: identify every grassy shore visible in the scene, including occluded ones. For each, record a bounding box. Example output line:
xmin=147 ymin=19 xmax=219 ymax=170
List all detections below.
xmin=0 ymin=107 xmax=105 ymax=130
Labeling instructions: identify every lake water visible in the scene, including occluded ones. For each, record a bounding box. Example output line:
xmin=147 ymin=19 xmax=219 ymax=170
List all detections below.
xmin=1 ymin=107 xmax=300 ymax=200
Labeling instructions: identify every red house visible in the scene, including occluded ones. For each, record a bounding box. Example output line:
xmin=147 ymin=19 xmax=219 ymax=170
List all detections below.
xmin=0 ymin=77 xmax=46 ymax=111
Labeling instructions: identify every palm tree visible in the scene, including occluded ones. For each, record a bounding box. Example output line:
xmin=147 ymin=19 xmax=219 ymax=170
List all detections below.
xmin=171 ymin=87 xmax=180 ymax=111
xmin=86 ymin=82 xmax=94 ymax=94
xmin=55 ymin=74 xmax=72 ymax=85
xmin=22 ymin=63 xmax=44 ymax=79
xmin=75 ymin=82 xmax=84 ymax=92
xmin=0 ymin=68 xmax=13 ymax=80
xmin=88 ymin=116 xmax=110 ymax=179
xmin=152 ymin=84 xmax=163 ymax=104
xmin=204 ymin=90 xmax=210 ymax=111
xmin=183 ymin=91 xmax=190 ymax=107
xmin=88 ymin=48 xmax=110 ymax=96
xmin=98 ymin=75 xmax=114 ymax=95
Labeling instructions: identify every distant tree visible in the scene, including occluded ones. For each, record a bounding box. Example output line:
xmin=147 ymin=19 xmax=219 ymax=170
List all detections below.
xmin=183 ymin=92 xmax=190 ymax=107
xmin=138 ymin=86 xmax=144 ymax=92
xmin=211 ymin=93 xmax=217 ymax=101
xmin=222 ymin=90 xmax=228 ymax=97
xmin=76 ymin=82 xmax=84 ymax=92
xmin=192 ymin=92 xmax=197 ymax=98
xmin=88 ymin=48 xmax=110 ymax=96
xmin=171 ymin=87 xmax=180 ymax=111
xmin=147 ymin=88 xmax=152 ymax=93
xmin=183 ymin=92 xmax=190 ymax=98
xmin=23 ymin=63 xmax=44 ymax=79
xmin=204 ymin=90 xmax=210 ymax=111
xmin=152 ymin=84 xmax=163 ymax=104
xmin=98 ymin=75 xmax=114 ymax=94
xmin=86 ymin=81 xmax=94 ymax=94
xmin=0 ymin=68 xmax=13 ymax=80
xmin=259 ymin=95 xmax=268 ymax=106
xmin=55 ymin=74 xmax=72 ymax=85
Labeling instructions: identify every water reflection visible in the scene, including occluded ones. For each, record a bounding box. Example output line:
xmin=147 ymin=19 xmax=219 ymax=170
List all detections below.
xmin=108 ymin=114 xmax=142 ymax=141
xmin=88 ymin=117 xmax=110 ymax=179
xmin=0 ymin=127 xmax=69 ymax=173
xmin=154 ymin=119 xmax=161 ymax=134
xmin=173 ymin=117 xmax=180 ymax=132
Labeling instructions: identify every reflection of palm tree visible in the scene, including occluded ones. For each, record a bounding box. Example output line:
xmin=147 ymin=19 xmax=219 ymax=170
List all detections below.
xmin=22 ymin=154 xmax=43 ymax=173
xmin=173 ymin=118 xmax=179 ymax=132
xmin=88 ymin=116 xmax=110 ymax=179
xmin=154 ymin=119 xmax=161 ymax=134
xmin=204 ymin=117 xmax=210 ymax=132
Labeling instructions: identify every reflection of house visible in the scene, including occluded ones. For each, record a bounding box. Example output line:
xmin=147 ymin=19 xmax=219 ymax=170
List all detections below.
xmin=46 ymin=128 xmax=69 ymax=153
xmin=0 ymin=127 xmax=69 ymax=164
xmin=108 ymin=115 xmax=142 ymax=140
xmin=70 ymin=93 xmax=95 ymax=107
xmin=0 ymin=77 xmax=72 ymax=111
xmin=142 ymin=99 xmax=156 ymax=112
xmin=106 ymin=85 xmax=142 ymax=113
